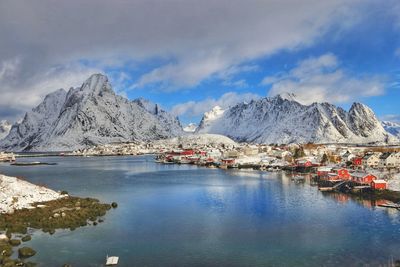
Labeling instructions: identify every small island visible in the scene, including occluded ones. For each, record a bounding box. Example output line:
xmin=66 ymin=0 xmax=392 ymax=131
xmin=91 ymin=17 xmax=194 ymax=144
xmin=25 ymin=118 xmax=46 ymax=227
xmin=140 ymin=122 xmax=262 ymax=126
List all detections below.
xmin=0 ymin=174 xmax=116 ymax=266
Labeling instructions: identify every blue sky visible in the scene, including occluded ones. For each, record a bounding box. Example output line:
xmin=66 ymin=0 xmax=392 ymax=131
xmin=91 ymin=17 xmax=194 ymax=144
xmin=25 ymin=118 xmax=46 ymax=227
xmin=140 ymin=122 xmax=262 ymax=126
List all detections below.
xmin=0 ymin=0 xmax=399 ymax=125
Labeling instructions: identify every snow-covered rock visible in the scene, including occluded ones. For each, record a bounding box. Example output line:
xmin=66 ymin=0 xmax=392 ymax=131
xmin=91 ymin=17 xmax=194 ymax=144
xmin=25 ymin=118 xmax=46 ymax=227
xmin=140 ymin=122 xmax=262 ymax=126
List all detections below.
xmin=0 ymin=74 xmax=183 ymax=151
xmin=196 ymin=94 xmax=398 ymax=144
xmin=183 ymin=123 xmax=198 ymax=133
xmin=0 ymin=120 xmax=12 ymax=140
xmin=382 ymin=121 xmax=400 ymax=139
xmin=0 ymin=174 xmax=64 ymax=214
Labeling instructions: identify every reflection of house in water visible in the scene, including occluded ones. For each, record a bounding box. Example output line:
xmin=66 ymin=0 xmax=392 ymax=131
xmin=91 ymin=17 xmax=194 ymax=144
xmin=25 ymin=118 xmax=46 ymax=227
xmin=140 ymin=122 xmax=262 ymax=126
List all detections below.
xmin=326 ymin=192 xmax=386 ymax=209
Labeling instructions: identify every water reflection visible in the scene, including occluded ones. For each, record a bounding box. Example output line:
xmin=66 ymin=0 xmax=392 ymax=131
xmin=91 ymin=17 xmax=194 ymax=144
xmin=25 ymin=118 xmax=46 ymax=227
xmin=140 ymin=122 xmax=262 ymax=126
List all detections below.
xmin=1 ymin=156 xmax=400 ymax=266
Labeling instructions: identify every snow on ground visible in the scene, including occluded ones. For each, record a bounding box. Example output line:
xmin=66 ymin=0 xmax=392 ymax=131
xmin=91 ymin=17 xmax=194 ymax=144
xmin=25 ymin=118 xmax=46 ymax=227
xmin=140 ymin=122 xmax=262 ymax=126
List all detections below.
xmin=388 ymin=173 xmax=400 ymax=192
xmin=153 ymin=133 xmax=237 ymax=147
xmin=0 ymin=174 xmax=64 ymax=214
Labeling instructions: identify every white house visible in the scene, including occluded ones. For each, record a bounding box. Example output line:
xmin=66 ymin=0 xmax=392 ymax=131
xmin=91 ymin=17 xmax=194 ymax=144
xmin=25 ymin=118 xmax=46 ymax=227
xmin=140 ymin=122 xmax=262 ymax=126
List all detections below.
xmin=362 ymin=153 xmax=381 ymax=168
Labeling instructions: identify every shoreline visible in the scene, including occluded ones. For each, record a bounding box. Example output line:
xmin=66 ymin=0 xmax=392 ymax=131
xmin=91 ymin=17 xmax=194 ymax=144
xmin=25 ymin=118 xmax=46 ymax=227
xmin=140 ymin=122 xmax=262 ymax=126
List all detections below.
xmin=0 ymin=174 xmax=117 ymax=266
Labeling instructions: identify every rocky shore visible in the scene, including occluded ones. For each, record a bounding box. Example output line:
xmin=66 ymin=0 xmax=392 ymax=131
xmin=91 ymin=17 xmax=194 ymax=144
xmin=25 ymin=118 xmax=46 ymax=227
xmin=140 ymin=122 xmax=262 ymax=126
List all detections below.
xmin=0 ymin=174 xmax=116 ymax=267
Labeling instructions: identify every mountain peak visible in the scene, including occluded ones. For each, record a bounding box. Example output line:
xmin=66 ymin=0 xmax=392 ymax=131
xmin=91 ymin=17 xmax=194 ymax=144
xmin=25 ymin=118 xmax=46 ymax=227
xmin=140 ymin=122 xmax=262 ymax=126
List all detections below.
xmin=0 ymin=74 xmax=183 ymax=151
xmin=80 ymin=73 xmax=112 ymax=94
xmin=275 ymin=92 xmax=298 ymax=102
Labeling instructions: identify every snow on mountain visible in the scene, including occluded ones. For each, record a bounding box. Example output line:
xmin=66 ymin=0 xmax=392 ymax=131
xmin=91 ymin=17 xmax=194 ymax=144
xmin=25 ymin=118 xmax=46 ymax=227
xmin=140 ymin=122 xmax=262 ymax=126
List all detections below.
xmin=196 ymin=94 xmax=398 ymax=144
xmin=0 ymin=74 xmax=183 ymax=152
xmin=183 ymin=123 xmax=198 ymax=133
xmin=382 ymin=121 xmax=400 ymax=139
xmin=197 ymin=106 xmax=225 ymax=133
xmin=0 ymin=120 xmax=12 ymax=140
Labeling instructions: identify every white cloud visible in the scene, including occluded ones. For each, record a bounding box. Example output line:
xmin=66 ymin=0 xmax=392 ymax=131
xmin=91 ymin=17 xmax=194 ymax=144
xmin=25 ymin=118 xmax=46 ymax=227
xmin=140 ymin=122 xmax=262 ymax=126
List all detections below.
xmin=0 ymin=62 xmax=102 ymax=120
xmin=263 ymin=53 xmax=385 ymax=104
xmin=381 ymin=114 xmax=400 ymax=123
xmin=0 ymin=0 xmax=397 ymax=119
xmin=171 ymin=92 xmax=260 ymax=118
xmin=0 ymin=1 xmax=362 ymax=96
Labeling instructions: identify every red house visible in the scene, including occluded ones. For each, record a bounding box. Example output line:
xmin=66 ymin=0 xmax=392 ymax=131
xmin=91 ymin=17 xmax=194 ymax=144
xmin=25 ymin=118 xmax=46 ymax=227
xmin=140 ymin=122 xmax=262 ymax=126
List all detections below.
xmin=221 ymin=158 xmax=235 ymax=165
xmin=335 ymin=168 xmax=351 ymax=180
xmin=181 ymin=150 xmax=195 ymax=156
xmin=296 ymin=159 xmax=313 ymax=167
xmin=352 ymin=157 xmax=362 ymax=166
xmin=371 ymin=180 xmax=387 ymax=190
xmin=351 ymin=172 xmax=377 ymax=184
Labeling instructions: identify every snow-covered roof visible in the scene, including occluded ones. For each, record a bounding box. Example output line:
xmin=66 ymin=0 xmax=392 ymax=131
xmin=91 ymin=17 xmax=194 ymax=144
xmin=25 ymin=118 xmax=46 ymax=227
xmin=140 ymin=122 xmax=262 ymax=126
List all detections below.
xmin=372 ymin=179 xmax=387 ymax=183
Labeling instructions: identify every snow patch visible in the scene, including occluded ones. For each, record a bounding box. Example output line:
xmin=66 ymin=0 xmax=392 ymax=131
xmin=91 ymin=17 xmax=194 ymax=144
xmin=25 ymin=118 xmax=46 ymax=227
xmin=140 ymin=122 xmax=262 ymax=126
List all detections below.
xmin=0 ymin=174 xmax=64 ymax=214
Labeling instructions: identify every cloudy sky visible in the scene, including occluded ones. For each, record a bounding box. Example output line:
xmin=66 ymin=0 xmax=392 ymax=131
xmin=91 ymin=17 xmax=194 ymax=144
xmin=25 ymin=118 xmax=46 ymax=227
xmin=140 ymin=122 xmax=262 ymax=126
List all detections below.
xmin=0 ymin=0 xmax=399 ymax=124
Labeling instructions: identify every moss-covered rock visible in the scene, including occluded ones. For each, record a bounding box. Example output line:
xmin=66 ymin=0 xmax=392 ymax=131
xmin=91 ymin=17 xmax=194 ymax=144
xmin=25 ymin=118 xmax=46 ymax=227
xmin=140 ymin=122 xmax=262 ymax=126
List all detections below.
xmin=9 ymin=239 xmax=21 ymax=246
xmin=18 ymin=247 xmax=36 ymax=258
xmin=0 ymin=241 xmax=12 ymax=257
xmin=21 ymin=235 xmax=31 ymax=242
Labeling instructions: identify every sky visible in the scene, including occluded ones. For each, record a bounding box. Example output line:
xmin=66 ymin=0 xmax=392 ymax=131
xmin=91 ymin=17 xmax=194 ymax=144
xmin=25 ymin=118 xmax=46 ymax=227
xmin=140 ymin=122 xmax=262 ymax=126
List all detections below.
xmin=0 ymin=0 xmax=399 ymax=125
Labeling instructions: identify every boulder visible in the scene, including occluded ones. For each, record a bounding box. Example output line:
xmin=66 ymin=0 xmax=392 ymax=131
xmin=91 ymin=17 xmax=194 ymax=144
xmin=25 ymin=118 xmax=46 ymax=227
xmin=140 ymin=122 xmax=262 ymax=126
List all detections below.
xmin=18 ymin=247 xmax=36 ymax=258
xmin=9 ymin=239 xmax=21 ymax=246
xmin=21 ymin=235 xmax=31 ymax=242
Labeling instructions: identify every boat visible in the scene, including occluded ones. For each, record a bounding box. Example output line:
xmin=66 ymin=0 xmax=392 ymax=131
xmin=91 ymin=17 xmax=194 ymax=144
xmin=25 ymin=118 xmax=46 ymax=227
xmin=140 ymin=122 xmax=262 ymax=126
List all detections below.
xmin=106 ymin=255 xmax=119 ymax=266
xmin=378 ymin=202 xmax=400 ymax=209
xmin=11 ymin=162 xmax=57 ymax=166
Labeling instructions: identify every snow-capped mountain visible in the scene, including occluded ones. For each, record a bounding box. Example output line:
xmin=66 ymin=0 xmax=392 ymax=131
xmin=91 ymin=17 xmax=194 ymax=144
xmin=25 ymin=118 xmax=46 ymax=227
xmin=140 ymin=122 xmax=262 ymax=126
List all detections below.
xmin=183 ymin=123 xmax=198 ymax=133
xmin=0 ymin=120 xmax=12 ymax=140
xmin=196 ymin=94 xmax=398 ymax=144
xmin=197 ymin=106 xmax=225 ymax=133
xmin=382 ymin=121 xmax=400 ymax=139
xmin=0 ymin=74 xmax=183 ymax=151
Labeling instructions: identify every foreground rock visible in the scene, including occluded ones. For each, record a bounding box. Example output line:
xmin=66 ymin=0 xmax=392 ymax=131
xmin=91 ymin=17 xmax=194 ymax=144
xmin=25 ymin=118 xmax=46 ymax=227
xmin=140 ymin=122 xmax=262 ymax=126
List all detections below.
xmin=0 ymin=174 xmax=65 ymax=214
xmin=0 ymin=174 xmax=115 ymax=266
xmin=18 ymin=247 xmax=36 ymax=258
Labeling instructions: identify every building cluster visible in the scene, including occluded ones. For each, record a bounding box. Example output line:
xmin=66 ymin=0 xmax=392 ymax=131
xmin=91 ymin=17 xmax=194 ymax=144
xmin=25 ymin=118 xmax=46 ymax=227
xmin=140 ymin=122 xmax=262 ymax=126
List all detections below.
xmin=67 ymin=139 xmax=400 ymax=191
xmin=317 ymin=167 xmax=387 ymax=190
xmin=0 ymin=152 xmax=15 ymax=162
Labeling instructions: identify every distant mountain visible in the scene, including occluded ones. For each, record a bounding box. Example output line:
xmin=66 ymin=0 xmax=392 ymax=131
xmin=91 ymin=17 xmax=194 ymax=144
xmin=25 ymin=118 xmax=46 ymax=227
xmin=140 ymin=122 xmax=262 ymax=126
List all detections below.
xmin=0 ymin=120 xmax=12 ymax=140
xmin=0 ymin=74 xmax=183 ymax=151
xmin=183 ymin=123 xmax=198 ymax=133
xmin=196 ymin=94 xmax=398 ymax=144
xmin=382 ymin=121 xmax=400 ymax=139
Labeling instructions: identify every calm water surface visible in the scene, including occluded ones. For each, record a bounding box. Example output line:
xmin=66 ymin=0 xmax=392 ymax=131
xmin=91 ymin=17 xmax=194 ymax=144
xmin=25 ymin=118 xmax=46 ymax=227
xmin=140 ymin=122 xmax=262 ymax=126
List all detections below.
xmin=1 ymin=155 xmax=400 ymax=267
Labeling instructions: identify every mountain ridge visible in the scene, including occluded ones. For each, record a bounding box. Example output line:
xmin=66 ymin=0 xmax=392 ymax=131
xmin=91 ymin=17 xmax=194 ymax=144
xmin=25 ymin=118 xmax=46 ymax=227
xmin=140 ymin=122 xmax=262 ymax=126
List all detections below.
xmin=196 ymin=94 xmax=398 ymax=144
xmin=0 ymin=74 xmax=183 ymax=151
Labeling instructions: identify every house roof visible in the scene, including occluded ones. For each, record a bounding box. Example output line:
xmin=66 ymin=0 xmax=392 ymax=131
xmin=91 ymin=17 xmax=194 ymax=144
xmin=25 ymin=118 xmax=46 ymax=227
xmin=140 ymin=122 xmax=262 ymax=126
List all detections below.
xmin=351 ymin=172 xmax=369 ymax=178
xmin=379 ymin=152 xmax=393 ymax=160
xmin=372 ymin=179 xmax=387 ymax=184
xmin=363 ymin=154 xmax=375 ymax=160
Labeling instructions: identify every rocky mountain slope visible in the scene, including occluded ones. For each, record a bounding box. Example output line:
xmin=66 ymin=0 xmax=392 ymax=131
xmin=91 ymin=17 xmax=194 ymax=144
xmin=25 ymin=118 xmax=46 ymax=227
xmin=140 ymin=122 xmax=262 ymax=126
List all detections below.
xmin=382 ymin=121 xmax=400 ymax=139
xmin=0 ymin=74 xmax=183 ymax=151
xmin=196 ymin=94 xmax=398 ymax=144
xmin=0 ymin=120 xmax=12 ymax=140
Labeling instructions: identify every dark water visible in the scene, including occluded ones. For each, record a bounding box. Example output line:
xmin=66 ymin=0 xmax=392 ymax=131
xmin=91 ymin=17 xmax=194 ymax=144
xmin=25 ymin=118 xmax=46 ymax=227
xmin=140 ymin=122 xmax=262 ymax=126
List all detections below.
xmin=1 ymin=156 xmax=400 ymax=267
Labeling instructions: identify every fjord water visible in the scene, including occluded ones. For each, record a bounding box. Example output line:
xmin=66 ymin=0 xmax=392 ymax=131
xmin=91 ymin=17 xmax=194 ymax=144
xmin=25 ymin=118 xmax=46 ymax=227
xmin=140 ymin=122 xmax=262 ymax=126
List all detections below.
xmin=1 ymin=156 xmax=400 ymax=266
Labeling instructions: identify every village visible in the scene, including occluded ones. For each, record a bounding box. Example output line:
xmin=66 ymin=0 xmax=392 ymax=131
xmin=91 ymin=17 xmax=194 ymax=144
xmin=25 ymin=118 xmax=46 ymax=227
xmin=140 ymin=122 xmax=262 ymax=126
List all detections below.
xmin=65 ymin=134 xmax=400 ymax=194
